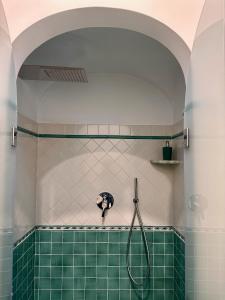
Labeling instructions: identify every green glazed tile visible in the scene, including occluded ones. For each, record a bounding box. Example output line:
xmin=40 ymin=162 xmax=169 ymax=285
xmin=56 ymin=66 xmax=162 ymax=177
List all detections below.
xmin=39 ymin=254 xmax=51 ymax=266
xmin=38 ymin=290 xmax=50 ymax=300
xmin=86 ymin=243 xmax=97 ymax=254
xmin=164 ymin=255 xmax=174 ymax=266
xmin=62 ymin=266 xmax=73 ymax=277
xmin=62 ymin=243 xmax=73 ymax=254
xmin=63 ymin=231 xmax=73 ymax=242
xmin=154 ymin=278 xmax=165 ymax=289
xmin=62 ymin=278 xmax=73 ymax=289
xmin=97 ymin=266 xmax=107 ymax=278
xmin=39 ymin=277 xmax=50 ymax=289
xmin=40 ymin=242 xmax=51 ymax=254
xmin=108 ymin=278 xmax=119 ymax=289
xmin=154 ymin=255 xmax=165 ymax=266
xmin=62 ymin=290 xmax=73 ymax=300
xmin=154 ymin=289 xmax=165 ymax=299
xmin=74 ymin=243 xmax=85 ymax=254
xmin=51 ymin=254 xmax=63 ymax=266
xmin=97 ymin=289 xmax=107 ymax=300
xmin=51 ymin=278 xmax=62 ymax=289
xmin=165 ymin=231 xmax=174 ymax=243
xmin=108 ymin=243 xmax=120 ymax=254
xmin=119 ymin=266 xmax=128 ymax=278
xmin=164 ymin=278 xmax=174 ymax=290
xmin=51 ymin=290 xmax=62 ymax=300
xmin=51 ymin=266 xmax=62 ymax=277
xmin=86 ymin=231 xmax=96 ymax=242
xmin=108 ymin=266 xmax=119 ymax=278
xmin=74 ymin=232 xmax=85 ymax=242
xmin=120 ymin=231 xmax=128 ymax=243
xmin=153 ymin=243 xmax=165 ymax=255
xmin=165 ymin=267 xmax=174 ymax=278
xmin=96 ymin=231 xmax=108 ymax=243
xmin=51 ymin=231 xmax=62 ymax=242
xmin=39 ymin=266 xmax=50 ymax=277
xmin=154 ymin=266 xmax=165 ymax=278
xmin=165 ymin=290 xmax=174 ymax=300
xmin=109 ymin=231 xmax=118 ymax=242
xmin=108 ymin=255 xmax=119 ymax=266
xmin=52 ymin=242 xmax=63 ymax=254
xmin=86 ymin=266 xmax=96 ymax=277
xmin=63 ymin=255 xmax=73 ymax=266
xmin=97 ymin=243 xmax=108 ymax=254
xmin=120 ymin=290 xmax=130 ymax=300
xmin=96 ymin=278 xmax=107 ymax=289
xmin=39 ymin=231 xmax=51 ymax=242
xmin=129 ymin=255 xmax=141 ymax=266
xmin=86 ymin=255 xmax=97 ymax=266
xmin=74 ymin=255 xmax=85 ymax=266
xmin=130 ymin=231 xmax=141 ymax=243
xmin=119 ymin=243 xmax=127 ymax=255
xmin=97 ymin=255 xmax=108 ymax=266
xmin=75 ymin=290 xmax=85 ymax=300
xmin=86 ymin=278 xmax=96 ymax=289
xmin=74 ymin=266 xmax=85 ymax=277
xmin=153 ymin=231 xmax=165 ymax=243
xmin=74 ymin=278 xmax=85 ymax=289
xmin=108 ymin=290 xmax=119 ymax=300
xmin=120 ymin=278 xmax=130 ymax=289
xmin=130 ymin=243 xmax=143 ymax=255
xmin=164 ymin=243 xmax=174 ymax=255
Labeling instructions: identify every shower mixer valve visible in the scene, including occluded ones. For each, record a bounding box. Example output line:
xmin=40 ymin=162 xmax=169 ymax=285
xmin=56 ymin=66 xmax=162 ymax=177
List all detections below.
xmin=96 ymin=192 xmax=114 ymax=218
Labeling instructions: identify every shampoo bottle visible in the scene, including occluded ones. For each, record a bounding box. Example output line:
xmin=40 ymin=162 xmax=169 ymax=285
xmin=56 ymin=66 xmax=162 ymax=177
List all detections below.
xmin=163 ymin=141 xmax=172 ymax=160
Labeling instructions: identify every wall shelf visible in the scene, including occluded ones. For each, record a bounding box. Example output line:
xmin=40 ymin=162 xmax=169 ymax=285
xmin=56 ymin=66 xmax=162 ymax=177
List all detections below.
xmin=150 ymin=160 xmax=181 ymax=165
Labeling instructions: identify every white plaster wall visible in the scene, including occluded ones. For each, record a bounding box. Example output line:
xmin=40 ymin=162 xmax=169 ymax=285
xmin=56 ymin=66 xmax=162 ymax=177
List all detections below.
xmin=184 ymin=0 xmax=225 ymax=298
xmin=3 ymin=0 xmax=204 ymax=49
xmin=23 ymin=74 xmax=174 ymax=125
xmin=17 ymin=79 xmax=37 ymax=121
xmin=0 ymin=0 xmax=17 ymax=298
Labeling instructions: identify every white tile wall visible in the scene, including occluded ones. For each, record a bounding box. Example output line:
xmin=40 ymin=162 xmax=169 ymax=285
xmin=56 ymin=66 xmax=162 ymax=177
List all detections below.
xmin=15 ymin=114 xmax=37 ymax=242
xmin=36 ymin=136 xmax=175 ymax=226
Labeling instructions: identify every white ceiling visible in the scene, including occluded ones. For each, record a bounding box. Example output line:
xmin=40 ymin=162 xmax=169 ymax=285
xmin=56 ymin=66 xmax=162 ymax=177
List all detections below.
xmin=25 ymin=27 xmax=185 ymax=101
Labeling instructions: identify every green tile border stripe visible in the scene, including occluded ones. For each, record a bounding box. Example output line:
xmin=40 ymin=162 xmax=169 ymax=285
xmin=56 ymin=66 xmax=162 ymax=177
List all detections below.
xmin=14 ymin=225 xmax=185 ymax=245
xmin=172 ymin=131 xmax=184 ymax=139
xmin=35 ymin=225 xmax=184 ymax=240
xmin=17 ymin=126 xmax=38 ymax=137
xmin=17 ymin=126 xmax=183 ymax=140
xmin=36 ymin=225 xmax=173 ymax=231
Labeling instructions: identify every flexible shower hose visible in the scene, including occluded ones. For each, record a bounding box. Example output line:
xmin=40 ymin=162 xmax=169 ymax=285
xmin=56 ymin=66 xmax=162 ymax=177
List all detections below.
xmin=126 ymin=178 xmax=151 ymax=287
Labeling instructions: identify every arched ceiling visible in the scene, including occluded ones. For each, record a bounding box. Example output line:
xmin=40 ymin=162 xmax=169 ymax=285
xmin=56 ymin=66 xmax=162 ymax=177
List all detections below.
xmin=24 ymin=27 xmax=185 ymax=102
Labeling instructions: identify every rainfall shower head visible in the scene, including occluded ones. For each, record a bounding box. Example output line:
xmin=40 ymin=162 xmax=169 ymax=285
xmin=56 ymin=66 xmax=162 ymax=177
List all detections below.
xmin=18 ymin=65 xmax=88 ymax=83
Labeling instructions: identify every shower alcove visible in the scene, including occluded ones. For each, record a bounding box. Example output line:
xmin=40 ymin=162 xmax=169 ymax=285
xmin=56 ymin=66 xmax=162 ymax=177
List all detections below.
xmin=14 ymin=27 xmax=185 ymax=300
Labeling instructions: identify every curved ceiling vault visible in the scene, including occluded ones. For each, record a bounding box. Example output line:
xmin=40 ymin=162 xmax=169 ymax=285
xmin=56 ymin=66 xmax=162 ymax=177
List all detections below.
xmin=1 ymin=2 xmax=204 ymax=78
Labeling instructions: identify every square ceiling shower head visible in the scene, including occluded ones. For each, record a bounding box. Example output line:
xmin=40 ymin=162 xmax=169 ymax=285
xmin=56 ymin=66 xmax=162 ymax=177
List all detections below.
xmin=18 ymin=65 xmax=88 ymax=83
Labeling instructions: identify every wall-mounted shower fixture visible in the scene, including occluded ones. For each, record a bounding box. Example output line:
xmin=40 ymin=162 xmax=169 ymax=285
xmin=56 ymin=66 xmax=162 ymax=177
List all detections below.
xmin=11 ymin=127 xmax=17 ymax=147
xmin=126 ymin=178 xmax=151 ymax=287
xmin=183 ymin=128 xmax=189 ymax=148
xmin=97 ymin=192 xmax=114 ymax=218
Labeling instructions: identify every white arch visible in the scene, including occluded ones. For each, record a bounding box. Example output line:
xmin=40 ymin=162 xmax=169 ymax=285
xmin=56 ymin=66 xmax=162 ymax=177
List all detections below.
xmin=12 ymin=7 xmax=190 ymax=78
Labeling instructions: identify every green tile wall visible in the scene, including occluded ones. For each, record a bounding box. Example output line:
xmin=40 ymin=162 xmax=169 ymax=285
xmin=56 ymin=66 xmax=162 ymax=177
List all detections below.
xmin=13 ymin=231 xmax=35 ymax=300
xmin=13 ymin=228 xmax=185 ymax=300
xmin=174 ymin=233 xmax=185 ymax=300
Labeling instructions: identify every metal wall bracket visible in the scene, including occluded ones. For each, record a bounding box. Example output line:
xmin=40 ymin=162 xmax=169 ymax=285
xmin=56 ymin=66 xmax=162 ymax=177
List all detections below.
xmin=11 ymin=127 xmax=17 ymax=147
xmin=183 ymin=128 xmax=189 ymax=148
